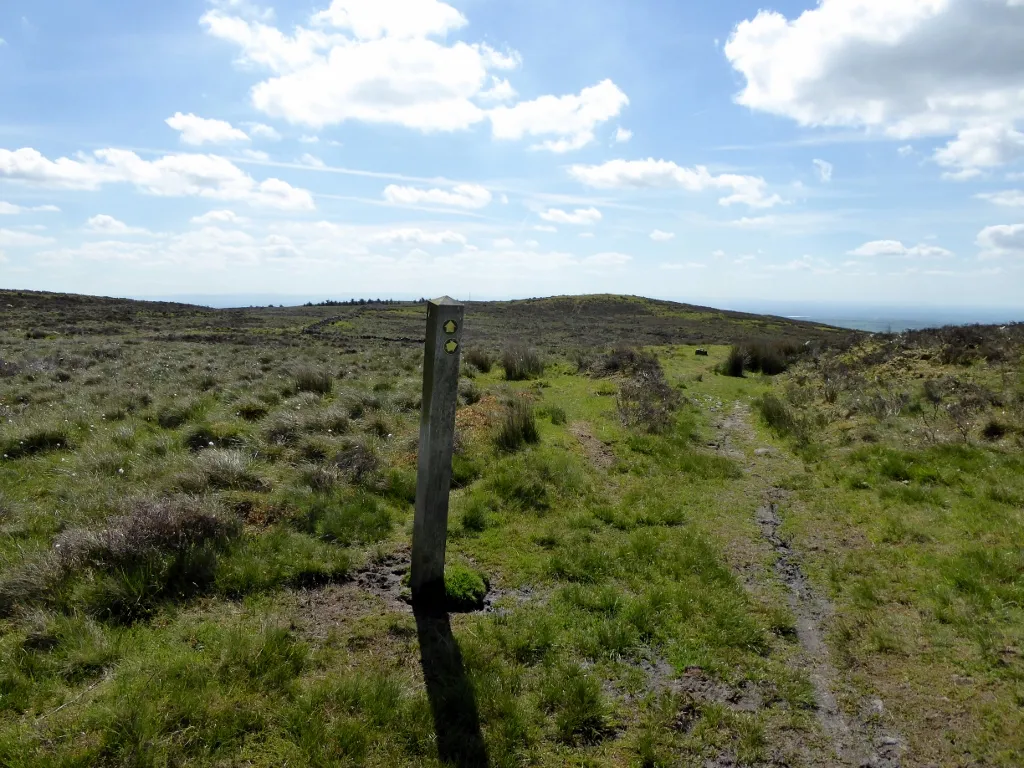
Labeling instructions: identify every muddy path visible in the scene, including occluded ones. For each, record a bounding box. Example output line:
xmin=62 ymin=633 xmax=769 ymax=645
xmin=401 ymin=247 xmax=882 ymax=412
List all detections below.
xmin=714 ymin=402 xmax=904 ymax=767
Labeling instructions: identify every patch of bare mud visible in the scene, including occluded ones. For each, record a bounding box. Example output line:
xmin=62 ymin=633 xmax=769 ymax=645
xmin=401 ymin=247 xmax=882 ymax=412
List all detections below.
xmin=569 ymin=421 xmax=616 ymax=470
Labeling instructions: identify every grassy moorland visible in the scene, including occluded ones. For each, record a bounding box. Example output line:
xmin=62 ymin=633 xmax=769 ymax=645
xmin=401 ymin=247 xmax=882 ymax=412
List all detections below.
xmin=0 ymin=289 xmax=1020 ymax=767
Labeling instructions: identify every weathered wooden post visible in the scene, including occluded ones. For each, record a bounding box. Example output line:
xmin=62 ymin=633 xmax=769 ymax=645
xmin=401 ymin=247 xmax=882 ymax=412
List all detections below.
xmin=412 ymin=296 xmax=464 ymax=607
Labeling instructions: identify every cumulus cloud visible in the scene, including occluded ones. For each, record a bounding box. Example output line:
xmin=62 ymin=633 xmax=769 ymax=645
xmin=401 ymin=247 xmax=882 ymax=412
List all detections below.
xmin=976 ymin=223 xmax=1024 ymax=257
xmin=490 ymin=79 xmax=629 ymax=152
xmin=582 ymin=252 xmax=631 ymax=267
xmin=0 ymin=147 xmax=315 ymax=210
xmin=976 ymin=190 xmax=1024 ymax=207
xmin=86 ymin=215 xmax=151 ymax=235
xmin=729 ymin=216 xmax=778 ymax=228
xmin=166 ymin=112 xmax=250 ymax=145
xmin=568 ymin=158 xmax=782 ymax=208
xmin=248 ymin=123 xmax=282 ymax=140
xmin=299 ymin=153 xmax=325 ymax=167
xmin=0 ymin=202 xmax=60 ymax=214
xmin=383 ymin=183 xmax=492 ymax=209
xmin=371 ymin=228 xmax=467 ymax=245
xmin=615 ymin=127 xmax=633 ymax=143
xmin=898 ymin=145 xmax=915 ymax=157
xmin=478 ymin=77 xmax=517 ymax=104
xmin=812 ymin=158 xmax=833 ymax=182
xmin=724 ymin=0 xmax=1024 ymax=175
xmin=539 ymin=207 xmax=602 ymax=226
xmin=239 ymin=149 xmax=271 ymax=161
xmin=533 ymin=225 xmax=557 ymax=233
xmin=202 ymin=0 xmax=629 ymax=151
xmin=202 ymin=2 xmax=519 ymax=133
xmin=191 ymin=209 xmax=249 ymax=224
xmin=847 ymin=240 xmax=954 ymax=258
xmin=650 ymin=229 xmax=675 ymax=241
xmin=0 ymin=228 xmax=55 ymax=247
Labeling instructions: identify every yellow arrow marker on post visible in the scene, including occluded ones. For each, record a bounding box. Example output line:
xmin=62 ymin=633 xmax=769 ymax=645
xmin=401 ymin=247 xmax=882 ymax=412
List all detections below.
xmin=443 ymin=320 xmax=458 ymax=334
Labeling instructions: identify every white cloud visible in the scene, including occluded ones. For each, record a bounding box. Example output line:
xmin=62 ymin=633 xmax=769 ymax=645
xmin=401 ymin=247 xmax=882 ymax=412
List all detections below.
xmin=383 ymin=183 xmax=492 ymax=209
xmin=568 ymin=158 xmax=782 ymax=208
xmin=490 ymin=79 xmax=629 ymax=152
xmin=935 ymin=125 xmax=1024 ymax=174
xmin=724 ymin=0 xmax=1024 ymax=175
xmin=166 ymin=112 xmax=250 ymax=145
xmin=660 ymin=262 xmax=706 ymax=270
xmin=615 ymin=127 xmax=633 ymax=143
xmin=299 ymin=135 xmax=320 ymax=144
xmin=539 ymin=207 xmax=602 ymax=226
xmin=299 ymin=153 xmax=325 ymax=167
xmin=240 ymin=149 xmax=271 ymax=161
xmin=202 ymin=4 xmax=519 ymax=133
xmin=0 ymin=202 xmax=60 ymax=215
xmin=534 ymin=225 xmax=557 ymax=233
xmin=812 ymin=158 xmax=833 ymax=182
xmin=86 ymin=214 xmax=150 ymax=235
xmin=942 ymin=168 xmax=984 ymax=182
xmin=248 ymin=123 xmax=282 ymax=140
xmin=478 ymin=77 xmax=517 ymax=104
xmin=0 ymin=228 xmax=55 ymax=247
xmin=712 ymin=249 xmax=726 ymax=258
xmin=0 ymin=147 xmax=315 ymax=210
xmin=734 ymin=255 xmax=756 ymax=264
xmin=976 ymin=223 xmax=1024 ymax=257
xmin=650 ymin=229 xmax=675 ymax=241
xmin=730 ymin=215 xmax=778 ymax=228
xmin=765 ymin=255 xmax=837 ymax=274
xmin=583 ymin=252 xmax=631 ymax=267
xmin=191 ymin=209 xmax=249 ymax=225
xmin=847 ymin=240 xmax=954 ymax=258
xmin=898 ymin=145 xmax=914 ymax=157
xmin=500 ymin=194 xmax=509 ymax=204
xmin=371 ymin=228 xmax=467 ymax=245
xmin=976 ymin=190 xmax=1024 ymax=207
xmin=310 ymin=0 xmax=468 ymax=40
xmin=493 ymin=237 xmax=516 ymax=248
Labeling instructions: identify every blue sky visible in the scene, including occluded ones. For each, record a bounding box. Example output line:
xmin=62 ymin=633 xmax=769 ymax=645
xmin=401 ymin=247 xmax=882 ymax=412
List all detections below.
xmin=1 ymin=0 xmax=1023 ymax=308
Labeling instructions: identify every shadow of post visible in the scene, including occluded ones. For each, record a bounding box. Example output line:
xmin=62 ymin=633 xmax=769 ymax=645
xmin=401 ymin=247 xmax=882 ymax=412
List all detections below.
xmin=414 ymin=608 xmax=489 ymax=768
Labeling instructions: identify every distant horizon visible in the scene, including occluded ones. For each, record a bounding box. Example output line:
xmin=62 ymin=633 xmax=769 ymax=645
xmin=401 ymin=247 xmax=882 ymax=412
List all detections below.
xmin=5 ymin=285 xmax=1020 ymax=334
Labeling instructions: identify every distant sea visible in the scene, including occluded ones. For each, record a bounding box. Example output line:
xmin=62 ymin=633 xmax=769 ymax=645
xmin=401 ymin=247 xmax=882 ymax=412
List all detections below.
xmin=706 ymin=300 xmax=1024 ymax=333
xmin=140 ymin=294 xmax=1024 ymax=335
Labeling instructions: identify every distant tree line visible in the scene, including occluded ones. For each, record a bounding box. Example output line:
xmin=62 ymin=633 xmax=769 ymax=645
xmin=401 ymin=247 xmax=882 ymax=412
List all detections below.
xmin=303 ymin=298 xmax=430 ymax=307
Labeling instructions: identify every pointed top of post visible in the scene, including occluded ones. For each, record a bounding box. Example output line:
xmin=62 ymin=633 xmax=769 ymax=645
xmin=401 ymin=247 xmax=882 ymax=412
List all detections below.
xmin=430 ymin=296 xmax=463 ymax=306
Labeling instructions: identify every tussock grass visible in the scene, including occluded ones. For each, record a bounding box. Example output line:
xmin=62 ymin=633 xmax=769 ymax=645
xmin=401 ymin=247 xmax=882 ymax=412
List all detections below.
xmin=501 ymin=343 xmax=545 ymax=381
xmin=494 ymin=398 xmax=540 ymax=452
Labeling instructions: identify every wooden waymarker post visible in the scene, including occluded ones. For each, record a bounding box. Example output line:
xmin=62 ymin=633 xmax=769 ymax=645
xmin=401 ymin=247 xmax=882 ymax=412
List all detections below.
xmin=411 ymin=296 xmax=464 ymax=607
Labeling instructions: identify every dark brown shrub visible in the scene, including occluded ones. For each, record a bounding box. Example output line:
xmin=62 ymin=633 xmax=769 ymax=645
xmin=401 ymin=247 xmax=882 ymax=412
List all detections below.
xmin=464 ymin=348 xmax=494 ymax=374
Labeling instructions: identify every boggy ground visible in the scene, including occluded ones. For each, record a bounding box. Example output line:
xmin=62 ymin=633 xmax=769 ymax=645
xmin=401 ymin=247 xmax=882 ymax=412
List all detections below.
xmin=0 ymin=290 xmax=1021 ymax=767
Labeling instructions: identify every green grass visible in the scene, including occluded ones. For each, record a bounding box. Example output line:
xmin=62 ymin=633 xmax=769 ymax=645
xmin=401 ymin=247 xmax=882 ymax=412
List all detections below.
xmin=0 ymin=289 xmax=1020 ymax=766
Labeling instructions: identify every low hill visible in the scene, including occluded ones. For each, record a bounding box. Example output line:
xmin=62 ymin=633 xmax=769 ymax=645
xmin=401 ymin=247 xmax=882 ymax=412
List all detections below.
xmin=0 ymin=290 xmax=857 ymax=350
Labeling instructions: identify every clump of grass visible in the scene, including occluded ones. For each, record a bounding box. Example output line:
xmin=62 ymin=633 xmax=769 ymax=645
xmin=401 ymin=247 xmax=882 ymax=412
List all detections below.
xmin=293 ymin=365 xmax=333 ymax=395
xmin=720 ymin=346 xmax=745 ymax=377
xmin=236 ymin=398 xmax=269 ymax=421
xmin=52 ymin=496 xmax=240 ymax=621
xmin=154 ymin=398 xmax=201 ymax=429
xmin=756 ymin=394 xmax=811 ymax=447
xmin=459 ymin=380 xmax=482 ymax=405
xmin=1 ymin=426 xmax=73 ymax=459
xmin=617 ymin=368 xmax=682 ymax=434
xmin=597 ymin=345 xmax=661 ymax=377
xmin=263 ymin=412 xmax=302 ymax=446
xmin=981 ymin=419 xmax=1008 ymax=441
xmin=464 ymin=348 xmax=494 ymax=374
xmin=316 ymin=493 xmax=393 ymax=546
xmin=495 ymin=398 xmax=540 ymax=452
xmin=501 ymin=343 xmax=545 ymax=381
xmin=540 ymin=663 xmax=610 ymax=745
xmin=444 ymin=563 xmax=488 ymax=612
xmin=333 ymin=439 xmax=380 ymax=483
xmin=460 ymin=495 xmax=489 ymax=533
xmin=547 ymin=406 xmax=568 ymax=425
xmin=178 ymin=450 xmax=267 ymax=492
xmin=183 ymin=423 xmax=244 ymax=452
